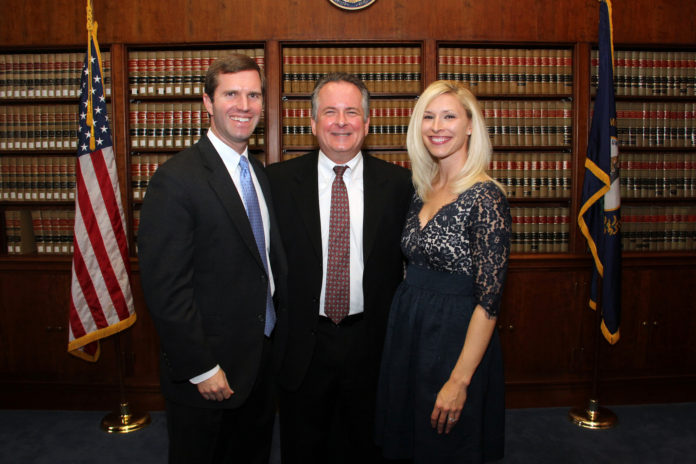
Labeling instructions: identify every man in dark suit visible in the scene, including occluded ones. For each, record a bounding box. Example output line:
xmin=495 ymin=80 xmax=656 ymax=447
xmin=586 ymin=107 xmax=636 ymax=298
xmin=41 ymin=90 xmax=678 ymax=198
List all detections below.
xmin=138 ymin=54 xmax=286 ymax=464
xmin=266 ymin=73 xmax=413 ymax=463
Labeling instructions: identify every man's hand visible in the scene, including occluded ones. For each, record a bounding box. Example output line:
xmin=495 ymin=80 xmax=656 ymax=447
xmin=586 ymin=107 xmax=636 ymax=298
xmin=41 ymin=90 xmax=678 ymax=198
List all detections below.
xmin=196 ymin=369 xmax=234 ymax=401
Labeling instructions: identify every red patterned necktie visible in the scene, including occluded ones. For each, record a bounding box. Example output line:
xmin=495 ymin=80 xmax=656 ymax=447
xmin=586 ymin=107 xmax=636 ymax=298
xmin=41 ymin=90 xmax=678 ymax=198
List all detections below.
xmin=324 ymin=165 xmax=350 ymax=324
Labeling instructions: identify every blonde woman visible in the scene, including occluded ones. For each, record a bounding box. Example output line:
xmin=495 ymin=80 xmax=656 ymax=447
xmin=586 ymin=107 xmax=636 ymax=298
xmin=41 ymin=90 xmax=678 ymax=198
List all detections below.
xmin=375 ymin=81 xmax=511 ymax=463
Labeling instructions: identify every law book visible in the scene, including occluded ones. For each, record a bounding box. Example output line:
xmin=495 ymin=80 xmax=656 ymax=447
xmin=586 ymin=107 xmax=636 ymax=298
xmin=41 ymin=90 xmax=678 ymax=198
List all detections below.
xmin=18 ymin=156 xmax=30 ymax=200
xmin=190 ymin=50 xmax=204 ymax=96
xmin=529 ymin=49 xmax=542 ymax=95
xmin=498 ymin=153 xmax=513 ymax=196
xmin=58 ymin=210 xmax=71 ymax=254
xmin=130 ymin=154 xmax=142 ymax=200
xmin=163 ymin=103 xmax=174 ymax=148
xmin=8 ymin=106 xmax=19 ymax=149
xmin=49 ymin=210 xmax=61 ymax=254
xmin=41 ymin=53 xmax=54 ymax=98
xmin=170 ymin=103 xmax=182 ymax=148
xmin=523 ymin=207 xmax=537 ymax=252
xmin=3 ymin=210 xmax=18 ymax=254
xmin=509 ymin=207 xmax=522 ymax=253
xmin=437 ymin=47 xmax=450 ymax=81
xmin=289 ymin=47 xmax=303 ymax=94
xmin=179 ymin=50 xmax=192 ymax=96
xmin=140 ymin=154 xmax=153 ymax=198
xmin=137 ymin=102 xmax=149 ymax=149
xmin=299 ymin=99 xmax=313 ymax=147
xmin=190 ymin=104 xmax=202 ymax=145
xmin=25 ymin=54 xmax=36 ymax=98
xmin=154 ymin=103 xmax=165 ymax=148
xmin=475 ymin=48 xmax=490 ymax=95
xmin=0 ymin=156 xmax=7 ymax=200
xmin=40 ymin=209 xmax=54 ymax=254
xmin=688 ymin=152 xmax=696 ymax=197
xmin=14 ymin=209 xmax=36 ymax=254
xmin=407 ymin=46 xmax=421 ymax=93
xmin=26 ymin=156 xmax=38 ymax=200
xmin=0 ymin=55 xmax=7 ymax=98
xmin=502 ymin=101 xmax=519 ymax=146
xmin=522 ymin=101 xmax=534 ymax=147
xmin=4 ymin=156 xmax=17 ymax=199
xmin=0 ymin=106 xmax=6 ymax=150
xmin=142 ymin=51 xmax=155 ymax=96
xmin=145 ymin=102 xmax=157 ymax=148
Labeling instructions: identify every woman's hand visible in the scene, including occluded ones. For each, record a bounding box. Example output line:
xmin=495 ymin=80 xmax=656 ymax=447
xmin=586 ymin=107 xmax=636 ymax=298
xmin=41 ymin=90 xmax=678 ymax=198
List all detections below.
xmin=430 ymin=378 xmax=468 ymax=434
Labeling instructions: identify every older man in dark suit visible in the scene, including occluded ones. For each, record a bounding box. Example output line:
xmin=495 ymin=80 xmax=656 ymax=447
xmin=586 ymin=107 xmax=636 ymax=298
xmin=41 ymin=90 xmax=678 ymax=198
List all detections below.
xmin=138 ymin=54 xmax=286 ymax=464
xmin=266 ymin=73 xmax=413 ymax=463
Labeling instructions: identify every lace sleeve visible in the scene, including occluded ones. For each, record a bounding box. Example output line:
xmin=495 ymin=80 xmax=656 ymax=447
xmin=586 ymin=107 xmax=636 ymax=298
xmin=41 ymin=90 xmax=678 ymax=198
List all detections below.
xmin=468 ymin=183 xmax=512 ymax=317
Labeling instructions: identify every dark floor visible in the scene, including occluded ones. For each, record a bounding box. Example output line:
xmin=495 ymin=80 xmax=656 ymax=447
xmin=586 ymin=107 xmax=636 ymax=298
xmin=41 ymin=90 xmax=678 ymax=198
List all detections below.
xmin=1 ymin=403 xmax=695 ymax=463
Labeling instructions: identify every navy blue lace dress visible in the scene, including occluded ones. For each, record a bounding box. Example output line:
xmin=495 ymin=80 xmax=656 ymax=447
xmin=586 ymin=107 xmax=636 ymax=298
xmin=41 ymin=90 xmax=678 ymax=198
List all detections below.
xmin=375 ymin=181 xmax=511 ymax=463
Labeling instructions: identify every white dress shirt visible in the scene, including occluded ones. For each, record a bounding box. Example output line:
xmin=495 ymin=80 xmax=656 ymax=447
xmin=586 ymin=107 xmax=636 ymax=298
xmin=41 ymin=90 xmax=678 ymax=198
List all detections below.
xmin=317 ymin=151 xmax=365 ymax=317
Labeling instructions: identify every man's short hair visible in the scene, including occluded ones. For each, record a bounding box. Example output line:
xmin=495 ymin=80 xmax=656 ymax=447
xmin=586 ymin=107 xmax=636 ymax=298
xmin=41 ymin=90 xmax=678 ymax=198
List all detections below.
xmin=204 ymin=53 xmax=265 ymax=100
xmin=310 ymin=72 xmax=370 ymax=121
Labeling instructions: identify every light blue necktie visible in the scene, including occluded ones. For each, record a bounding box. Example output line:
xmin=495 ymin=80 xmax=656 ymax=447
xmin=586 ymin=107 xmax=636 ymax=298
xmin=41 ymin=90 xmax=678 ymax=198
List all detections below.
xmin=238 ymin=155 xmax=276 ymax=336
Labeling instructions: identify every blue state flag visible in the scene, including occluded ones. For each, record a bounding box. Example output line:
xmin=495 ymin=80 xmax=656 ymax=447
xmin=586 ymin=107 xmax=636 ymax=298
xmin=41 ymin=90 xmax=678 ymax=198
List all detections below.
xmin=578 ymin=0 xmax=621 ymax=344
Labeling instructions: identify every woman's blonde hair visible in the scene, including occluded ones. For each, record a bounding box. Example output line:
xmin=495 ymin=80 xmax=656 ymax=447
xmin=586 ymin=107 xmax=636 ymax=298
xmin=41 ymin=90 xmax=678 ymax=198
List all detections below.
xmin=407 ymin=80 xmax=501 ymax=200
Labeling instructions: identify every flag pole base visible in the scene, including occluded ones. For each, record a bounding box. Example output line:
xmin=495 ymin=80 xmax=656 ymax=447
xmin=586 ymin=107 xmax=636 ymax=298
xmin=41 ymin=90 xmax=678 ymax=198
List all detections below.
xmin=568 ymin=399 xmax=617 ymax=429
xmin=101 ymin=401 xmax=151 ymax=434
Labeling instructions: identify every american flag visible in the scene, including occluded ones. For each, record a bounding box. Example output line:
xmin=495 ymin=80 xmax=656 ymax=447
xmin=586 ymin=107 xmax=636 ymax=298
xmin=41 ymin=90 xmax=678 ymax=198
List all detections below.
xmin=68 ymin=25 xmax=136 ymax=361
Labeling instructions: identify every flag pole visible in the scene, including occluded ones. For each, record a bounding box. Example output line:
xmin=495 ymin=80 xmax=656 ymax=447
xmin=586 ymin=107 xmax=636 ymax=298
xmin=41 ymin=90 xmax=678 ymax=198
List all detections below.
xmin=100 ymin=331 xmax=151 ymax=433
xmin=568 ymin=276 xmax=617 ymax=429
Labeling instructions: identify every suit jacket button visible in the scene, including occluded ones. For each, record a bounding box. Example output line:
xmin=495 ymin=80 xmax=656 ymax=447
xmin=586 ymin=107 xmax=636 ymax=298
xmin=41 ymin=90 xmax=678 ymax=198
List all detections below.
xmin=258 ymin=314 xmax=265 ymax=322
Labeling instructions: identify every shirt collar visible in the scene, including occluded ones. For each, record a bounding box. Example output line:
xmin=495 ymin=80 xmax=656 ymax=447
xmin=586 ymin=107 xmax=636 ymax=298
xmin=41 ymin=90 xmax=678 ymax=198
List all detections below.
xmin=207 ymin=129 xmax=248 ymax=168
xmin=318 ymin=150 xmax=362 ymax=181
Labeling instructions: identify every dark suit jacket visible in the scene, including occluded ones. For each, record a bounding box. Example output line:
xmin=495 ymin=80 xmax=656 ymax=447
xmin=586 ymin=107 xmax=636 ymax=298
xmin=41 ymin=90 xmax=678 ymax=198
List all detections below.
xmin=138 ymin=135 xmax=287 ymax=409
xmin=266 ymin=151 xmax=413 ymax=391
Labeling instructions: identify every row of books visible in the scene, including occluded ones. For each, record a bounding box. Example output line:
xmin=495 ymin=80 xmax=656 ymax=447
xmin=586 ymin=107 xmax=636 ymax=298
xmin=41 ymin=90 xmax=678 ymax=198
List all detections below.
xmin=0 ymin=104 xmax=110 ymax=151
xmin=0 ymin=52 xmax=112 ymax=99
xmin=438 ymin=47 xmax=573 ymax=95
xmin=591 ymin=49 xmax=696 ymax=97
xmin=128 ymin=102 xmax=264 ymax=149
xmin=619 ymin=152 xmax=696 ymax=199
xmin=0 ymin=156 xmax=76 ymax=201
xmin=614 ymin=102 xmax=696 ymax=148
xmin=284 ymin=151 xmax=415 ymax=168
xmin=128 ymin=48 xmax=264 ymax=97
xmin=281 ymin=98 xmax=573 ymax=148
xmin=283 ymin=150 xmax=571 ymax=198
xmin=282 ymin=46 xmax=421 ymax=94
xmin=130 ymin=151 xmax=264 ymax=200
xmin=5 ymin=151 xmax=694 ymax=206
xmin=510 ymin=207 xmax=570 ymax=253
xmin=4 ymin=209 xmax=75 ymax=255
xmin=282 ymin=99 xmax=415 ymax=148
xmin=479 ymin=100 xmax=573 ymax=147
xmin=490 ymin=152 xmax=572 ymax=199
xmin=622 ymin=205 xmax=696 ymax=251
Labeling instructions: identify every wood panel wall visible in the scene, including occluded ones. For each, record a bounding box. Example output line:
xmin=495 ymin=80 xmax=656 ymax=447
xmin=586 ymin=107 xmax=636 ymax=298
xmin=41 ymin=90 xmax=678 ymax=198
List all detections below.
xmin=1 ymin=0 xmax=695 ymax=47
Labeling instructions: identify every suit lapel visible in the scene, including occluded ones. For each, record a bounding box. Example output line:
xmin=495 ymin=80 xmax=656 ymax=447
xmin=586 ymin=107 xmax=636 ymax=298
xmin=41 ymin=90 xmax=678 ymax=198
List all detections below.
xmin=196 ymin=137 xmax=265 ymax=272
xmin=290 ymin=152 xmax=323 ymax=262
xmin=362 ymin=153 xmax=389 ymax=262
